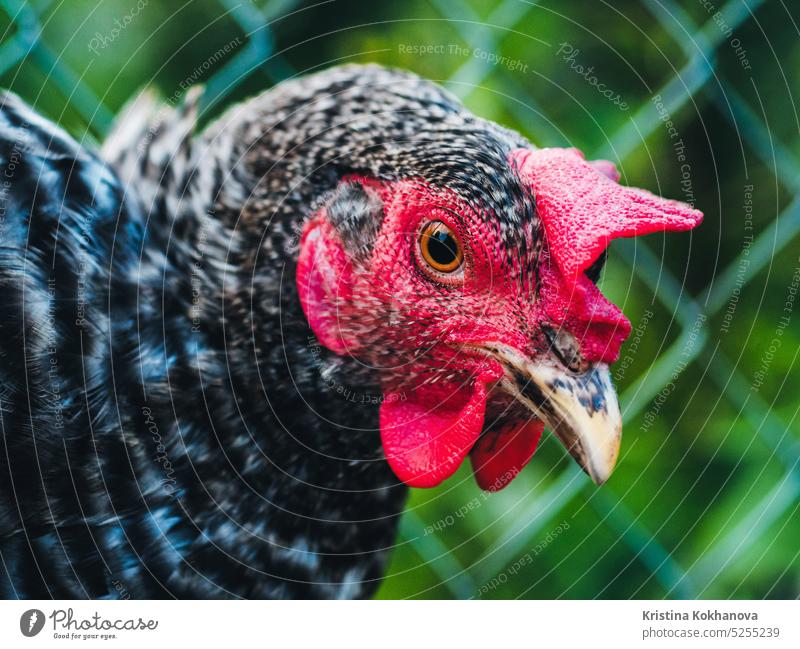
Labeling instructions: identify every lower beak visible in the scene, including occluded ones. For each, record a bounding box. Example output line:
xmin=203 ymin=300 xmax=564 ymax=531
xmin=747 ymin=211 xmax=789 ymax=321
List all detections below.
xmin=488 ymin=345 xmax=622 ymax=485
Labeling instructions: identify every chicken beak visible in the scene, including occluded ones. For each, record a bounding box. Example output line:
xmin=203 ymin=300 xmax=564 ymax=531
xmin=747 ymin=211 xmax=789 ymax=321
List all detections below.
xmin=487 ymin=345 xmax=622 ymax=485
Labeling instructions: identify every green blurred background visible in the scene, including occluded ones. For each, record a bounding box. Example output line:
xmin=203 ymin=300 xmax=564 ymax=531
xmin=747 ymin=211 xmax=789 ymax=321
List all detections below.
xmin=1 ymin=0 xmax=797 ymax=599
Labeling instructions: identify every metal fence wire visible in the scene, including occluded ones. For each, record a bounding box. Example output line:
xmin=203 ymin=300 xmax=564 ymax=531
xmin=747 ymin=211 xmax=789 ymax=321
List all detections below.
xmin=1 ymin=0 xmax=797 ymax=599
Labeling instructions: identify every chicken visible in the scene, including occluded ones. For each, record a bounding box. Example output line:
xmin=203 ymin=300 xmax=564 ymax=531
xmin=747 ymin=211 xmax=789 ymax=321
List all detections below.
xmin=0 ymin=64 xmax=702 ymax=599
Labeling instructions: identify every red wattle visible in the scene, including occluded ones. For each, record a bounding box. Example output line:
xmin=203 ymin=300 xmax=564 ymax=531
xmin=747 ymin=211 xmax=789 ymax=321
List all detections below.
xmin=470 ymin=419 xmax=544 ymax=492
xmin=380 ymin=380 xmax=487 ymax=488
xmin=538 ymin=253 xmax=631 ymax=364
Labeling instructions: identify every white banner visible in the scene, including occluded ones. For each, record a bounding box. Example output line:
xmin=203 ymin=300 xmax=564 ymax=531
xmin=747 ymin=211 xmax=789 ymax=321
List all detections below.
xmin=0 ymin=600 xmax=798 ymax=648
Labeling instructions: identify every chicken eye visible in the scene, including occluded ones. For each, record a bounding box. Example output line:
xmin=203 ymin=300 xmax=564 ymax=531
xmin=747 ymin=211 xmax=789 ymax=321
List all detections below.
xmin=419 ymin=221 xmax=464 ymax=274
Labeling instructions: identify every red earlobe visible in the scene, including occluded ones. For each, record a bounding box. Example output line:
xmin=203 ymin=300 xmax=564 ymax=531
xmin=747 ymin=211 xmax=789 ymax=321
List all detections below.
xmin=296 ymin=216 xmax=355 ymax=355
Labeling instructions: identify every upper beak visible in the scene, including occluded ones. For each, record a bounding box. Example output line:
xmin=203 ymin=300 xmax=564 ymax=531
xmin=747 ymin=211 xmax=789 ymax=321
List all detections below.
xmin=487 ymin=344 xmax=622 ymax=485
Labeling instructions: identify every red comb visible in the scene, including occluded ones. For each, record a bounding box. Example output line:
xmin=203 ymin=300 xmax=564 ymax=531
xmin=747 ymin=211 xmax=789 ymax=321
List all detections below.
xmin=512 ymin=148 xmax=703 ymax=279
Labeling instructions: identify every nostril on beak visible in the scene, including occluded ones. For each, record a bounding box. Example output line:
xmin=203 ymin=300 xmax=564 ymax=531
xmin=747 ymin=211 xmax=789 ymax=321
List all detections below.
xmin=542 ymin=325 xmax=589 ymax=373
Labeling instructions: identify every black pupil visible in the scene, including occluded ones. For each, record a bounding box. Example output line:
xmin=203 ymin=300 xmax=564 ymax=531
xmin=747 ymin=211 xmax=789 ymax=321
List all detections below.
xmin=428 ymin=229 xmax=458 ymax=266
